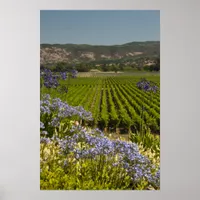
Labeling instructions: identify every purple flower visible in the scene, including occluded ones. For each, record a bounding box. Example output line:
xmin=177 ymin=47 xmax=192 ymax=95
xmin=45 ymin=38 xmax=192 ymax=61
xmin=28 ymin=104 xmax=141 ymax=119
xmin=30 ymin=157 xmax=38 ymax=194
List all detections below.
xmin=40 ymin=121 xmax=45 ymax=129
xmin=41 ymin=69 xmax=59 ymax=88
xmin=71 ymin=69 xmax=78 ymax=78
xmin=50 ymin=117 xmax=60 ymax=127
xmin=40 ymin=137 xmax=50 ymax=144
xmin=136 ymin=78 xmax=159 ymax=93
xmin=60 ymin=72 xmax=67 ymax=80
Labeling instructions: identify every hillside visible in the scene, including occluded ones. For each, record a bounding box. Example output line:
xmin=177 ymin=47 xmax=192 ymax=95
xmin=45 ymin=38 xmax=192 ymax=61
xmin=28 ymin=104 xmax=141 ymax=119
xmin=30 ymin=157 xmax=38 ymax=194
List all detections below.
xmin=40 ymin=41 xmax=160 ymax=65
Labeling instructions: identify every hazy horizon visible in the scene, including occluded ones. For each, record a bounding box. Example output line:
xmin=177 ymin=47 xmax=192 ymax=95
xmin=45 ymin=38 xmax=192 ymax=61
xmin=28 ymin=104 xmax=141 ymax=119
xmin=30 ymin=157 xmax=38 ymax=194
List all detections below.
xmin=40 ymin=40 xmax=160 ymax=46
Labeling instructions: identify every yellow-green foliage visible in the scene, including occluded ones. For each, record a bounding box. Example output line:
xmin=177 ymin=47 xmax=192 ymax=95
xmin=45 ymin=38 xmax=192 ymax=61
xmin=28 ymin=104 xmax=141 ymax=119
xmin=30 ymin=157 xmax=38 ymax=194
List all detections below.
xmin=138 ymin=143 xmax=160 ymax=169
xmin=130 ymin=131 xmax=160 ymax=155
xmin=40 ymin=142 xmax=132 ymax=190
xmin=40 ymin=141 xmax=61 ymax=165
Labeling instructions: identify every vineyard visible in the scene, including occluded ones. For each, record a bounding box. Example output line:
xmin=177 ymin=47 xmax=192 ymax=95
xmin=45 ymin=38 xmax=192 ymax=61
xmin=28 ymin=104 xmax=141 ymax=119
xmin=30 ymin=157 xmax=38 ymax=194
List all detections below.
xmin=41 ymin=75 xmax=160 ymax=135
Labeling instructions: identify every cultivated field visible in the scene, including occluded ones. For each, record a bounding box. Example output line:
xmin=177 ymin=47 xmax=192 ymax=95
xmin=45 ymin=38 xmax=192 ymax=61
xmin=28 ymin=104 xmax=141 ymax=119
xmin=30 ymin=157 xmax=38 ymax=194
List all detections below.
xmin=41 ymin=73 xmax=160 ymax=134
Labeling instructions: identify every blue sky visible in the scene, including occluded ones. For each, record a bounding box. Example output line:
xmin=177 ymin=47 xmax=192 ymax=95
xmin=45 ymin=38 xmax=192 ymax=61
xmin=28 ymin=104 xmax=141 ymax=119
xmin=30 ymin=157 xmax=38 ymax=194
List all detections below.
xmin=40 ymin=10 xmax=160 ymax=45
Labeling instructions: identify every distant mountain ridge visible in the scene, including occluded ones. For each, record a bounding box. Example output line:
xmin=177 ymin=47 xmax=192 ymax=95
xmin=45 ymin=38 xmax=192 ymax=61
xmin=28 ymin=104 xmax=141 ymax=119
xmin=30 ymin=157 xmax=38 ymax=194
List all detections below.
xmin=40 ymin=41 xmax=160 ymax=65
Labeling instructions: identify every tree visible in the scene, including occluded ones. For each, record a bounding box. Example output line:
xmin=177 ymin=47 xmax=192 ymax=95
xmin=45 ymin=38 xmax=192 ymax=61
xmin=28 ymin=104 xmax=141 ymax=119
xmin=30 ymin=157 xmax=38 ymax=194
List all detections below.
xmin=102 ymin=64 xmax=109 ymax=72
xmin=154 ymin=57 xmax=160 ymax=71
xmin=111 ymin=65 xmax=119 ymax=73
xmin=55 ymin=62 xmax=67 ymax=72
xmin=119 ymin=64 xmax=124 ymax=71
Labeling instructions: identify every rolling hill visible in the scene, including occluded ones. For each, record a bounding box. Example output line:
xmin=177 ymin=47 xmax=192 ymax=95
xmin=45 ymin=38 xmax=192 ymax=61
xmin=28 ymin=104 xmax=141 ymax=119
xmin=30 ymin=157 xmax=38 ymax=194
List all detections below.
xmin=40 ymin=41 xmax=160 ymax=65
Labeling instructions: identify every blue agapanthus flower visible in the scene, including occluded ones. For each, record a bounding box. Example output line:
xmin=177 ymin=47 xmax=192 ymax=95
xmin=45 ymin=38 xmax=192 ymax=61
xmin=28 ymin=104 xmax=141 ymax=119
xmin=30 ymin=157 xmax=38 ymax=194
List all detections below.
xmin=60 ymin=72 xmax=67 ymax=80
xmin=42 ymin=69 xmax=59 ymax=88
xmin=136 ymin=78 xmax=159 ymax=93
xmin=71 ymin=69 xmax=78 ymax=78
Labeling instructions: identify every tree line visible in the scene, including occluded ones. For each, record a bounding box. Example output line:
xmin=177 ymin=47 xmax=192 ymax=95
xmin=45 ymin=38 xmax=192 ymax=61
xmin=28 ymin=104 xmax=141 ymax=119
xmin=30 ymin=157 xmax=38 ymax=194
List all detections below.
xmin=41 ymin=57 xmax=160 ymax=73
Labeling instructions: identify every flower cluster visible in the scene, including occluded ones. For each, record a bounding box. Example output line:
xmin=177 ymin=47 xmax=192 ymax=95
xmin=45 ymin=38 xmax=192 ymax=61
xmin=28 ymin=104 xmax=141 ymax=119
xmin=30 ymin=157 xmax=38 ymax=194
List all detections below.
xmin=40 ymin=94 xmax=51 ymax=115
xmin=50 ymin=98 xmax=93 ymax=121
xmin=60 ymin=72 xmax=67 ymax=80
xmin=40 ymin=68 xmax=79 ymax=88
xmin=40 ymin=137 xmax=51 ymax=144
xmin=136 ymin=78 xmax=159 ymax=93
xmin=71 ymin=69 xmax=78 ymax=78
xmin=40 ymin=94 xmax=93 ymax=131
xmin=40 ymin=121 xmax=45 ymax=129
xmin=42 ymin=69 xmax=59 ymax=88
xmin=54 ymin=125 xmax=159 ymax=187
